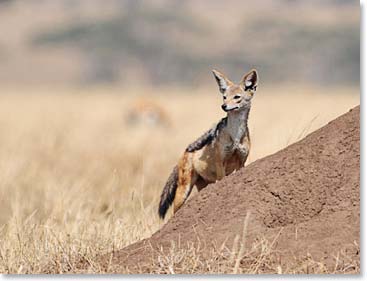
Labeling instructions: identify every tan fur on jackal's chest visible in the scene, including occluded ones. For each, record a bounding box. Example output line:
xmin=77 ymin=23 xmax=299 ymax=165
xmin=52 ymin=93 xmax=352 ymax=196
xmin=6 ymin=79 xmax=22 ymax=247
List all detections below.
xmin=192 ymin=129 xmax=250 ymax=183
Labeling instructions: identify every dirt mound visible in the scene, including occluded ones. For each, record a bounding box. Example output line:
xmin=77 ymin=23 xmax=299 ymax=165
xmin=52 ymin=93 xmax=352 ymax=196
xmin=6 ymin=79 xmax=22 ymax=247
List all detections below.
xmin=84 ymin=106 xmax=360 ymax=273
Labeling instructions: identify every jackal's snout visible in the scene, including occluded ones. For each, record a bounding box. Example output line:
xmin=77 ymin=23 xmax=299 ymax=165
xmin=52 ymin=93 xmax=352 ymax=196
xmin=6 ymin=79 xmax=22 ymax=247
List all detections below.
xmin=221 ymin=103 xmax=237 ymax=112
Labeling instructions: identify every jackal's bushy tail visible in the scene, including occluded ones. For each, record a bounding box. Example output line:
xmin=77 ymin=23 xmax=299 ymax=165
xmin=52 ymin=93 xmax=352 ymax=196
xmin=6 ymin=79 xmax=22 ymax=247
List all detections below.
xmin=158 ymin=165 xmax=179 ymax=219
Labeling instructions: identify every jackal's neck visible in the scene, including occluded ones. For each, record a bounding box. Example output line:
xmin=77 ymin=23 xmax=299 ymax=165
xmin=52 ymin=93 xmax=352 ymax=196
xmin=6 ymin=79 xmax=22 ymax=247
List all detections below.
xmin=226 ymin=106 xmax=250 ymax=142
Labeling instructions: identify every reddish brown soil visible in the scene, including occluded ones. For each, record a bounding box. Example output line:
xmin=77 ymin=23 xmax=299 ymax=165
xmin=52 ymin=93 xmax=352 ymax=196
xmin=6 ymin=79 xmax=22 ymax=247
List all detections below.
xmin=84 ymin=106 xmax=360 ymax=273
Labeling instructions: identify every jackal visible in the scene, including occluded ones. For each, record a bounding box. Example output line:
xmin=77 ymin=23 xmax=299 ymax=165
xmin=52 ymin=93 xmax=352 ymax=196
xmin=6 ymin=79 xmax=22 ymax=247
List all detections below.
xmin=158 ymin=69 xmax=258 ymax=219
xmin=126 ymin=99 xmax=171 ymax=128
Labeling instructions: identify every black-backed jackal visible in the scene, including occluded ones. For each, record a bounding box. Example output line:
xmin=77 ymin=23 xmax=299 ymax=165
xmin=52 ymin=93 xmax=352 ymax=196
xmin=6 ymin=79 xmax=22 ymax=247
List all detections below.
xmin=126 ymin=99 xmax=171 ymax=128
xmin=158 ymin=69 xmax=258 ymax=219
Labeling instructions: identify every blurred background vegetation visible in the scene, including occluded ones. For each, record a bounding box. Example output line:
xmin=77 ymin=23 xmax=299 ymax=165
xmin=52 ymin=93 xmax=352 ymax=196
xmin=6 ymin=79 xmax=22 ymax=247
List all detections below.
xmin=0 ymin=0 xmax=359 ymax=88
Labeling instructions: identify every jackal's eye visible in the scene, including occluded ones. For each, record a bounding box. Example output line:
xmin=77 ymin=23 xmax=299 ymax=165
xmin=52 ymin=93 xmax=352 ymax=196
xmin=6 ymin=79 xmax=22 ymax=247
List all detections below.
xmin=234 ymin=95 xmax=241 ymax=99
xmin=223 ymin=96 xmax=227 ymax=100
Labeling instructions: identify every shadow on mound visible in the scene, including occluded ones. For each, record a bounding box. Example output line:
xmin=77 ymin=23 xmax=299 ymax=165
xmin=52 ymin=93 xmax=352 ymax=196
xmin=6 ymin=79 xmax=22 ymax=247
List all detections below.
xmin=82 ymin=106 xmax=360 ymax=273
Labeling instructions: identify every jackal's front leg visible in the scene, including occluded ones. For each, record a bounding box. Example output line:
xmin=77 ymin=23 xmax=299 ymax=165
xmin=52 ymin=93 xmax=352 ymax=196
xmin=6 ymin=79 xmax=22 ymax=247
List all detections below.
xmin=214 ymin=142 xmax=225 ymax=180
xmin=234 ymin=142 xmax=249 ymax=166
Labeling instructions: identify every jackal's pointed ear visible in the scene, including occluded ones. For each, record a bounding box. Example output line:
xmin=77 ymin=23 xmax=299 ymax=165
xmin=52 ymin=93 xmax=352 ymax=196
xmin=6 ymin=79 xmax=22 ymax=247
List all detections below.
xmin=212 ymin=69 xmax=233 ymax=93
xmin=241 ymin=69 xmax=258 ymax=91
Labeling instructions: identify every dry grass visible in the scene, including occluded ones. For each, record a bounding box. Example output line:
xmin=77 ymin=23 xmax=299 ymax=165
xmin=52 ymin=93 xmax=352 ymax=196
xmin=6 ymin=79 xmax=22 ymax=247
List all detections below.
xmin=89 ymin=214 xmax=360 ymax=274
xmin=0 ymin=85 xmax=359 ymax=274
xmin=147 ymin=219 xmax=360 ymax=274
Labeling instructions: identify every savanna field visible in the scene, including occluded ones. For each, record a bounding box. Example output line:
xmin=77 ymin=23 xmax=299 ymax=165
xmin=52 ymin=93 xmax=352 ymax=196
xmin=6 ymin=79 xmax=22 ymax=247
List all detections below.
xmin=0 ymin=85 xmax=359 ymax=273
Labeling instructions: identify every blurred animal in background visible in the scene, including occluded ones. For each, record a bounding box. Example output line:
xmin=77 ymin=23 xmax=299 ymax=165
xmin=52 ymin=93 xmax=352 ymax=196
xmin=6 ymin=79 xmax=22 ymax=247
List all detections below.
xmin=158 ymin=69 xmax=258 ymax=219
xmin=125 ymin=99 xmax=171 ymax=129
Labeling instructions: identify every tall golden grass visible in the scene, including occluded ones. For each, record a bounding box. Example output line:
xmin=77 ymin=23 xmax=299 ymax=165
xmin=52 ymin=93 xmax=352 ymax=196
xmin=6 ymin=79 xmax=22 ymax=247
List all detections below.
xmin=0 ymin=85 xmax=359 ymax=273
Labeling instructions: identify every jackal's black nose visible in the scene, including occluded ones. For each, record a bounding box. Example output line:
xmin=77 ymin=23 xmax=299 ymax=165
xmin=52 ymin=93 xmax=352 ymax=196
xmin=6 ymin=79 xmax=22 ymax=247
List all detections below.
xmin=221 ymin=104 xmax=227 ymax=111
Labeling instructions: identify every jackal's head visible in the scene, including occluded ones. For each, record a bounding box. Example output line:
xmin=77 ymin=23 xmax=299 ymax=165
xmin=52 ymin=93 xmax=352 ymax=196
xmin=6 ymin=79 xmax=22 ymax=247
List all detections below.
xmin=212 ymin=69 xmax=258 ymax=112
